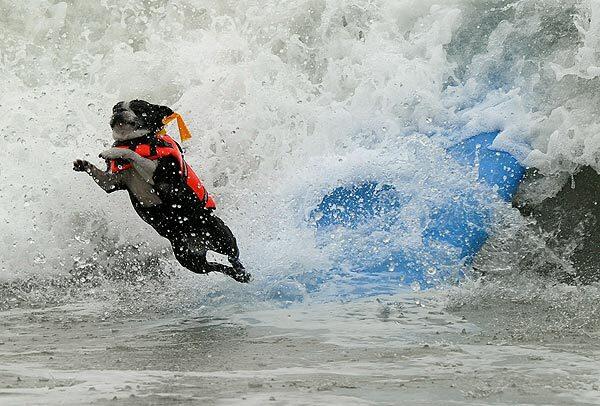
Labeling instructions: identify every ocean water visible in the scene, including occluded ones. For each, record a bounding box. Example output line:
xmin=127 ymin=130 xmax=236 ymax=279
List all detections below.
xmin=1 ymin=0 xmax=600 ymax=404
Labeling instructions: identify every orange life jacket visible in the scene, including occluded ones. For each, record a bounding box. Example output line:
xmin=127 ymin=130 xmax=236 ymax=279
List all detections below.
xmin=109 ymin=133 xmax=216 ymax=209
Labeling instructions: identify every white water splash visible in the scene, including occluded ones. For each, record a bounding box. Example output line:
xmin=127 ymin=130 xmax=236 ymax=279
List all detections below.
xmin=0 ymin=0 xmax=598 ymax=300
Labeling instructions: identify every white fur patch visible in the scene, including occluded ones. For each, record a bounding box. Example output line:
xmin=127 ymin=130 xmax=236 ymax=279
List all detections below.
xmin=99 ymin=147 xmax=133 ymax=160
xmin=111 ymin=126 xmax=149 ymax=141
xmin=206 ymin=251 xmax=230 ymax=265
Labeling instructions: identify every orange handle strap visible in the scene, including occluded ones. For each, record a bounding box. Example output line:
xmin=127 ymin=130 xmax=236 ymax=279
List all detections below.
xmin=162 ymin=112 xmax=192 ymax=142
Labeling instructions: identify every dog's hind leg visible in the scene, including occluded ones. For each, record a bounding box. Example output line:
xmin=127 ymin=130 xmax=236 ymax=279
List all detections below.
xmin=170 ymin=238 xmax=251 ymax=283
xmin=200 ymin=212 xmax=249 ymax=278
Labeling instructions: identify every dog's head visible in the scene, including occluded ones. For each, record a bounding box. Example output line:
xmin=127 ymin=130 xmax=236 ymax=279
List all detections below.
xmin=110 ymin=100 xmax=174 ymax=141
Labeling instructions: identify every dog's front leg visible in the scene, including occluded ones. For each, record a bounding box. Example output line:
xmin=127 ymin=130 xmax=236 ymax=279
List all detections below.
xmin=73 ymin=159 xmax=123 ymax=193
xmin=99 ymin=148 xmax=157 ymax=184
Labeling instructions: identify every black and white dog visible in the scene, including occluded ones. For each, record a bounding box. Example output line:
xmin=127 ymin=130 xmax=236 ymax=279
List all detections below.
xmin=74 ymin=100 xmax=250 ymax=283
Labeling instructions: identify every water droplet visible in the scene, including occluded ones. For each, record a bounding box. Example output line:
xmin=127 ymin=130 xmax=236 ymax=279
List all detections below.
xmin=34 ymin=253 xmax=46 ymax=264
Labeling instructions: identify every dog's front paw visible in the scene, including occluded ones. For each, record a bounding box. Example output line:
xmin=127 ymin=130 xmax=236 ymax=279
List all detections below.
xmin=99 ymin=147 xmax=132 ymax=160
xmin=73 ymin=159 xmax=91 ymax=172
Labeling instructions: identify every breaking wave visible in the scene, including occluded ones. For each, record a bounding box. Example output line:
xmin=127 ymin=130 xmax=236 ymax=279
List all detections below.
xmin=1 ymin=0 xmax=600 ymax=310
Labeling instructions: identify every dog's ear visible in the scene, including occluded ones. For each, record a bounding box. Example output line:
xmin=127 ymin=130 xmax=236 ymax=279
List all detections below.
xmin=155 ymin=105 xmax=174 ymax=121
xmin=149 ymin=104 xmax=174 ymax=134
xmin=130 ymin=100 xmax=174 ymax=134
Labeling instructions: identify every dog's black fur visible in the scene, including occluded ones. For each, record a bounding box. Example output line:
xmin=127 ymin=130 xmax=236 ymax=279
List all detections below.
xmin=74 ymin=100 xmax=250 ymax=283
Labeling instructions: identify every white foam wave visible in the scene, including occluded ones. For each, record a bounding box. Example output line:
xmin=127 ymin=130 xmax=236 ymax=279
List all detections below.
xmin=0 ymin=0 xmax=598 ymax=296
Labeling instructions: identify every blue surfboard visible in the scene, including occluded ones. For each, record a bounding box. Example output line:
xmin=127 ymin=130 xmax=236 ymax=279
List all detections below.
xmin=311 ymin=131 xmax=525 ymax=292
